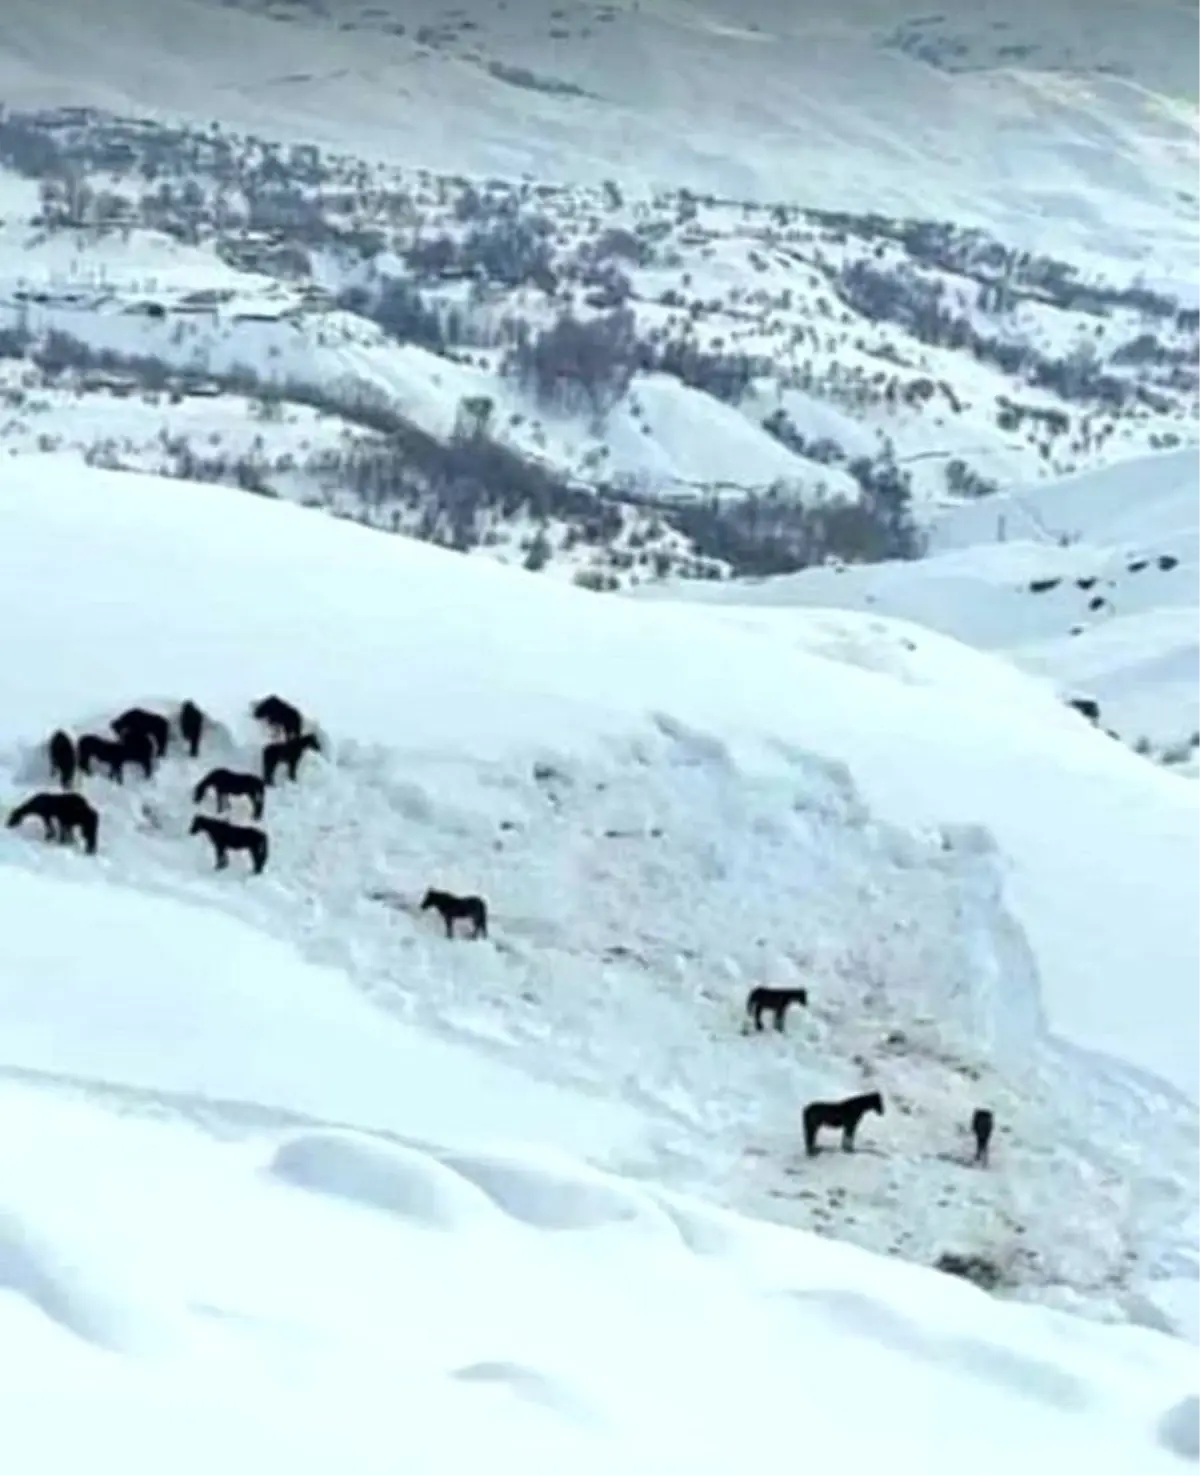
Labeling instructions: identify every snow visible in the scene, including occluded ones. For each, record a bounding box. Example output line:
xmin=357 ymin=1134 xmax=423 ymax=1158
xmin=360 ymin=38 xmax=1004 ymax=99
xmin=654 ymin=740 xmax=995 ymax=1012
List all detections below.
xmin=0 ymin=0 xmax=1193 ymax=275
xmin=0 ymin=452 xmax=1196 ymax=1368
xmin=0 ymin=868 xmax=1196 ymax=1476
xmin=633 ymin=447 xmax=1200 ymax=756
xmin=2 ymin=457 xmax=1198 ymax=1464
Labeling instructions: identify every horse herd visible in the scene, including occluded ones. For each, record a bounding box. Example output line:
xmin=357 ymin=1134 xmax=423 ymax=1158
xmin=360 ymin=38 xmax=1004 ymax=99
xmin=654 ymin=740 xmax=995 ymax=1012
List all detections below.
xmin=5 ymin=695 xmax=488 ymax=936
xmin=744 ymin=985 xmax=996 ymax=1167
xmin=7 ymin=695 xmax=320 ymax=874
xmin=6 ymin=698 xmax=995 ymax=1172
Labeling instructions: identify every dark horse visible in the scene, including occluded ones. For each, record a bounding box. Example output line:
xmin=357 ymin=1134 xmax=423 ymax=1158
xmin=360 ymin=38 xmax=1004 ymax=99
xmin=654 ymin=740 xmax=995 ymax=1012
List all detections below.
xmin=421 ymin=888 xmax=488 ymax=939
xmin=48 ymin=729 xmax=76 ymax=788
xmin=193 ymin=767 xmax=265 ymax=820
xmin=78 ymin=730 xmax=156 ymax=782
xmin=253 ymin=695 xmax=304 ymax=741
xmin=971 ymin=1108 xmax=995 ymax=1167
xmin=7 ymin=792 xmax=99 ymax=853
xmin=189 ymin=815 xmax=269 ymax=874
xmin=263 ymin=731 xmax=320 ymax=785
xmin=112 ymin=706 xmax=171 ymax=758
xmin=745 ymin=985 xmax=809 ymax=1033
xmin=179 ymin=700 xmax=206 ymax=758
xmin=803 ymin=1091 xmax=885 ymax=1157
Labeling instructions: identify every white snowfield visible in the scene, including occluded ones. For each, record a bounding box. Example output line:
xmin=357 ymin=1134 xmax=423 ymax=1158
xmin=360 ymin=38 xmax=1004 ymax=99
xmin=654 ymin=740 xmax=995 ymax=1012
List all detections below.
xmin=1 ymin=873 xmax=1196 ymax=1476
xmin=0 ymin=457 xmax=1197 ymax=1472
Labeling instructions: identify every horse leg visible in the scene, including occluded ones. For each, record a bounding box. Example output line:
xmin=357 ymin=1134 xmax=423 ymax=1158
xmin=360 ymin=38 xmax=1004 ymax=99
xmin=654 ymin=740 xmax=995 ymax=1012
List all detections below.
xmin=752 ymin=1004 xmax=765 ymax=1032
xmin=774 ymin=1004 xmax=787 ymax=1032
xmin=217 ymin=790 xmax=229 ymax=814
xmin=214 ymin=845 xmax=228 ymax=870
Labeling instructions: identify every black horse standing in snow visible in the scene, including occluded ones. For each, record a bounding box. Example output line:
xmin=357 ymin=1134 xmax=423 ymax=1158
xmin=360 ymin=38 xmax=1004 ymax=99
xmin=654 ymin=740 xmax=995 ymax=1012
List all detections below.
xmin=253 ymin=695 xmax=304 ymax=741
xmin=7 ymin=792 xmax=99 ymax=853
xmin=78 ymin=730 xmax=156 ymax=782
xmin=193 ymin=767 xmax=266 ymax=821
xmin=262 ymin=731 xmax=321 ymax=785
xmin=112 ymin=707 xmax=171 ymax=759
xmin=744 ymin=985 xmax=809 ymax=1033
xmin=420 ymin=888 xmax=489 ymax=940
xmin=179 ymin=700 xmax=206 ymax=758
xmin=971 ymin=1108 xmax=995 ymax=1167
xmin=802 ymin=1092 xmax=885 ymax=1157
xmin=189 ymin=815 xmax=269 ymax=875
xmin=48 ymin=729 xmax=76 ymax=788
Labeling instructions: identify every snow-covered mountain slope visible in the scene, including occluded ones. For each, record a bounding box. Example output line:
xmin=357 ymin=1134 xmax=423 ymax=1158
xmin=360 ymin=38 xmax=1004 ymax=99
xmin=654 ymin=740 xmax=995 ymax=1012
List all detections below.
xmin=2 ymin=869 xmax=1196 ymax=1476
xmin=0 ymin=0 xmax=1194 ymax=272
xmin=0 ymin=457 xmax=1196 ymax=1348
xmin=0 ymin=6 xmax=1192 ymax=588
xmin=632 ymin=448 xmax=1200 ymax=767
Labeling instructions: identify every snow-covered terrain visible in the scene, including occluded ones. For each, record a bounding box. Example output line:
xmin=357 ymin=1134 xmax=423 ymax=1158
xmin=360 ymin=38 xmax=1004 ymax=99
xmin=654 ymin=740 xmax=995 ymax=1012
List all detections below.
xmin=0 ymin=0 xmax=1192 ymax=591
xmin=633 ymin=447 xmax=1200 ymax=768
xmin=0 ymin=0 xmax=1194 ymax=270
xmin=1 ymin=456 xmax=1197 ymax=1350
xmin=3 ymin=871 xmax=1197 ymax=1476
xmin=0 ymin=5 xmax=1196 ymax=1467
xmin=1 ymin=459 xmax=1197 ymax=1470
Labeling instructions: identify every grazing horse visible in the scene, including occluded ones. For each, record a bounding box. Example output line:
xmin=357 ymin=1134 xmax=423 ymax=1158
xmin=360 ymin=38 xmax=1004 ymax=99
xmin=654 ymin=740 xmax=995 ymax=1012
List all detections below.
xmin=253 ymin=695 xmax=304 ymax=741
xmin=745 ymin=985 xmax=809 ymax=1033
xmin=262 ymin=731 xmax=321 ymax=785
xmin=179 ymin=700 xmax=206 ymax=758
xmin=420 ymin=888 xmax=489 ymax=939
xmin=189 ymin=815 xmax=268 ymax=874
xmin=802 ymin=1091 xmax=885 ymax=1157
xmin=7 ymin=792 xmax=98 ymax=854
xmin=193 ymin=767 xmax=265 ymax=820
xmin=112 ymin=707 xmax=171 ymax=758
xmin=971 ymin=1108 xmax=995 ymax=1167
xmin=78 ymin=731 xmax=155 ymax=782
xmin=48 ymin=729 xmax=76 ymax=788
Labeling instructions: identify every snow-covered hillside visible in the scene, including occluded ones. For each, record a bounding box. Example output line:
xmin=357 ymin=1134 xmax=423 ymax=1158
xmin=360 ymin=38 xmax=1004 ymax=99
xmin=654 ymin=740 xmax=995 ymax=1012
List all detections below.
xmin=633 ymin=448 xmax=1200 ymax=769
xmin=0 ymin=0 xmax=1192 ymax=590
xmin=3 ymin=869 xmax=1196 ymax=1475
xmin=0 ymin=0 xmax=1194 ymax=270
xmin=0 ymin=456 xmax=1196 ymax=1362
